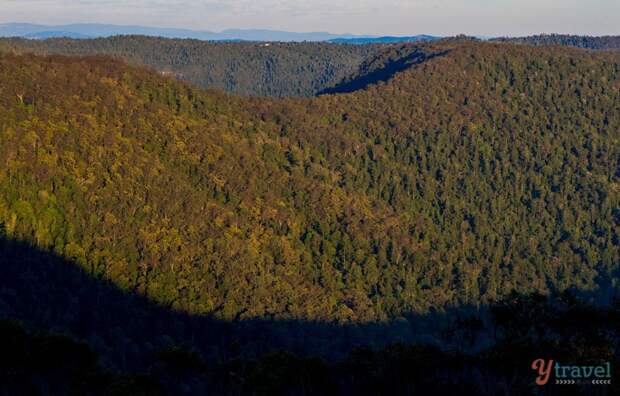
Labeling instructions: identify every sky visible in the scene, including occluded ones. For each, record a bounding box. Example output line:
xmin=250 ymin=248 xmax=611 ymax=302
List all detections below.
xmin=1 ymin=0 xmax=619 ymax=37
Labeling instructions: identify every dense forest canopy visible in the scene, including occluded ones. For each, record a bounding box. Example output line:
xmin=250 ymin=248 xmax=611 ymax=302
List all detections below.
xmin=2 ymin=36 xmax=620 ymax=395
xmin=493 ymin=34 xmax=620 ymax=50
xmin=0 ymin=40 xmax=619 ymax=325
xmin=0 ymin=36 xmax=381 ymax=97
xmin=3 ymin=35 xmax=619 ymax=99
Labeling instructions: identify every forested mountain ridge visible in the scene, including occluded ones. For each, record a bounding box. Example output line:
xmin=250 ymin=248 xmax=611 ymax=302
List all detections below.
xmin=1 ymin=40 xmax=619 ymax=326
xmin=328 ymin=35 xmax=439 ymax=44
xmin=3 ymin=35 xmax=620 ymax=100
xmin=0 ymin=36 xmax=381 ymax=97
xmin=493 ymin=34 xmax=620 ymax=50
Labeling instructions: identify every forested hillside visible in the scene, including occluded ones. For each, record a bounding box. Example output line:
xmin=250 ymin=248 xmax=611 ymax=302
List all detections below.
xmin=319 ymin=44 xmax=447 ymax=94
xmin=0 ymin=36 xmax=380 ymax=97
xmin=3 ymin=35 xmax=619 ymax=100
xmin=1 ymin=40 xmax=619 ymax=326
xmin=494 ymin=34 xmax=620 ymax=50
xmin=2 ymin=37 xmax=620 ymax=395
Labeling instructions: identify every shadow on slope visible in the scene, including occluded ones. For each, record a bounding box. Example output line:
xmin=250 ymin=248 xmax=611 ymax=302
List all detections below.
xmin=0 ymin=236 xmax=481 ymax=371
xmin=318 ymin=47 xmax=449 ymax=95
xmin=1 ymin=236 xmax=619 ymax=395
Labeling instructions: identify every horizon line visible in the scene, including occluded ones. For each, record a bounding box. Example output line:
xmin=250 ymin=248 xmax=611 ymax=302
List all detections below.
xmin=1 ymin=21 xmax=619 ymax=39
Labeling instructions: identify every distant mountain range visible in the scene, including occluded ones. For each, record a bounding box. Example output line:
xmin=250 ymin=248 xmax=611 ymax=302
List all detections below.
xmin=328 ymin=35 xmax=439 ymax=44
xmin=0 ymin=23 xmax=439 ymax=43
xmin=23 ymin=31 xmax=94 ymax=40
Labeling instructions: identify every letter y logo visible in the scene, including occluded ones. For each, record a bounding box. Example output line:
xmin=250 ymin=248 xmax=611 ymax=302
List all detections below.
xmin=532 ymin=359 xmax=554 ymax=385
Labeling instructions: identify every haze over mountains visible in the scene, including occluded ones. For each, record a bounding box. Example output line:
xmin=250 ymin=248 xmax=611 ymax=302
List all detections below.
xmin=0 ymin=22 xmax=438 ymax=43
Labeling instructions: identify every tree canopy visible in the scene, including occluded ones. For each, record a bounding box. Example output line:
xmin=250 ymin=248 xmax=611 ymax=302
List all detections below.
xmin=0 ymin=36 xmax=380 ymax=97
xmin=0 ymin=41 xmax=618 ymax=324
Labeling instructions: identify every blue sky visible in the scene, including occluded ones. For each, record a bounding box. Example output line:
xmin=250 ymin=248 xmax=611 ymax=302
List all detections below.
xmin=1 ymin=0 xmax=619 ymax=36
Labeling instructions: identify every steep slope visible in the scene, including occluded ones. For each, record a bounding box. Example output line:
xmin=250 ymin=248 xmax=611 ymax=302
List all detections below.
xmin=0 ymin=36 xmax=380 ymax=97
xmin=319 ymin=44 xmax=448 ymax=94
xmin=261 ymin=41 xmax=620 ymax=312
xmin=0 ymin=41 xmax=619 ymax=327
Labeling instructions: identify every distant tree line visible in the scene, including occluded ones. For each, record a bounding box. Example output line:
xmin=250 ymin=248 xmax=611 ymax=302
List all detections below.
xmin=0 ymin=36 xmax=380 ymax=97
xmin=493 ymin=34 xmax=620 ymax=50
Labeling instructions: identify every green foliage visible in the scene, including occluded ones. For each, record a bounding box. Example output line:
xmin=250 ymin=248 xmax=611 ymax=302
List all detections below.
xmin=0 ymin=41 xmax=618 ymax=325
xmin=494 ymin=34 xmax=620 ymax=50
xmin=0 ymin=36 xmax=380 ymax=97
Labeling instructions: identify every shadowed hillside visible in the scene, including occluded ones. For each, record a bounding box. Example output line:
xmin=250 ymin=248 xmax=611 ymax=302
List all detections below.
xmin=0 ymin=36 xmax=381 ymax=97
xmin=319 ymin=45 xmax=449 ymax=94
xmin=1 ymin=236 xmax=620 ymax=395
xmin=0 ymin=236 xmax=466 ymax=370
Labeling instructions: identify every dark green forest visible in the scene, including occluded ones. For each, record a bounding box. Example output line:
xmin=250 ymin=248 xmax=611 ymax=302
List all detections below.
xmin=0 ymin=39 xmax=619 ymax=394
xmin=1 ymin=40 xmax=618 ymax=321
xmin=3 ymin=34 xmax=618 ymax=99
xmin=494 ymin=34 xmax=620 ymax=50
xmin=0 ymin=36 xmax=380 ymax=97
xmin=2 ymin=237 xmax=619 ymax=395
